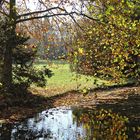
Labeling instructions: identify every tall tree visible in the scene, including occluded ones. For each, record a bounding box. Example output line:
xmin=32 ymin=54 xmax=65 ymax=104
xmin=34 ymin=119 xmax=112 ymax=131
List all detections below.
xmin=0 ymin=0 xmax=93 ymax=89
xmin=71 ymin=0 xmax=140 ymax=84
xmin=2 ymin=0 xmax=16 ymax=89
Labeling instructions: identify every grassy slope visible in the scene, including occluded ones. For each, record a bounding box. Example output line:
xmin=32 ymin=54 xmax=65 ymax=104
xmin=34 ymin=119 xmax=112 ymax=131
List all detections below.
xmin=0 ymin=60 xmax=139 ymax=123
xmin=32 ymin=60 xmax=109 ymax=96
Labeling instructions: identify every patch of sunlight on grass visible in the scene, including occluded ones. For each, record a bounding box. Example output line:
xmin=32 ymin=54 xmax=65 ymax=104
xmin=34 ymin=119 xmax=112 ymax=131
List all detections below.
xmin=33 ymin=60 xmax=109 ymax=94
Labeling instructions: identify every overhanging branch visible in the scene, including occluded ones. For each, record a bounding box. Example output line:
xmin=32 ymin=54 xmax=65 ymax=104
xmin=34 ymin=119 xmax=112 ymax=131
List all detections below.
xmin=16 ymin=12 xmax=76 ymax=23
xmin=17 ymin=3 xmax=99 ymax=23
xmin=17 ymin=6 xmax=60 ymax=19
xmin=17 ymin=11 xmax=98 ymax=23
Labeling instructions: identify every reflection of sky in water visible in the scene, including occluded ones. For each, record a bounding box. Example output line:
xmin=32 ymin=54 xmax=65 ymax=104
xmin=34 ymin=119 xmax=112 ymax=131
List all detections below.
xmin=1 ymin=105 xmax=139 ymax=140
xmin=11 ymin=107 xmax=86 ymax=140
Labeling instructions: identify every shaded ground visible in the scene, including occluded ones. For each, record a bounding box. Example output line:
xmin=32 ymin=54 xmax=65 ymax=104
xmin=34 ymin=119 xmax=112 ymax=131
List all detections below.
xmin=0 ymin=86 xmax=140 ymax=123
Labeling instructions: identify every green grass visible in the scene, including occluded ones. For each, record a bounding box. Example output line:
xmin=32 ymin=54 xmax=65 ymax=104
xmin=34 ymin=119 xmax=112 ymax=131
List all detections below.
xmin=33 ymin=60 xmax=109 ymax=95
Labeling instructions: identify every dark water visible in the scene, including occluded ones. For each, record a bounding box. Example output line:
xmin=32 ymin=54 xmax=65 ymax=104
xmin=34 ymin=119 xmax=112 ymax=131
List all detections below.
xmin=0 ymin=106 xmax=140 ymax=140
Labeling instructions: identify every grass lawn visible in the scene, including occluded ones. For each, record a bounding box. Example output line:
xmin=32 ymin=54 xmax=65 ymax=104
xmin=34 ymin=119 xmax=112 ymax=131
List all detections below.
xmin=1 ymin=60 xmax=139 ymax=124
xmin=32 ymin=60 xmax=109 ymax=96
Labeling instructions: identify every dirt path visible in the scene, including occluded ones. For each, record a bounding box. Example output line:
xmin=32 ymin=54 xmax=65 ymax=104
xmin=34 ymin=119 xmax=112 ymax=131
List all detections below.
xmin=53 ymin=86 xmax=140 ymax=106
xmin=0 ymin=86 xmax=140 ymax=123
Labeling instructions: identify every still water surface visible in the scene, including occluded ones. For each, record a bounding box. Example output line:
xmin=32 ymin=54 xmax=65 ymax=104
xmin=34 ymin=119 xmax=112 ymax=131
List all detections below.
xmin=0 ymin=106 xmax=140 ymax=140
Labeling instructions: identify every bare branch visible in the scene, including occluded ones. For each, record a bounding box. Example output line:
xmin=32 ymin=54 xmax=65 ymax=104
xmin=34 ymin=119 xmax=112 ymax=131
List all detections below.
xmin=48 ymin=7 xmax=84 ymax=31
xmin=17 ymin=12 xmax=75 ymax=23
xmin=0 ymin=0 xmax=9 ymax=17
xmin=69 ymin=14 xmax=84 ymax=30
xmin=0 ymin=9 xmax=9 ymax=16
xmin=80 ymin=12 xmax=98 ymax=21
xmin=0 ymin=0 xmax=8 ymax=6
xmin=17 ymin=6 xmax=60 ymax=19
xmin=17 ymin=10 xmax=98 ymax=23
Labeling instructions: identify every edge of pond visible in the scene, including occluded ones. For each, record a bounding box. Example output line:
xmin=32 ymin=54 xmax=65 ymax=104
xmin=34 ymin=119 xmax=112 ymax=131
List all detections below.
xmin=0 ymin=86 xmax=140 ymax=124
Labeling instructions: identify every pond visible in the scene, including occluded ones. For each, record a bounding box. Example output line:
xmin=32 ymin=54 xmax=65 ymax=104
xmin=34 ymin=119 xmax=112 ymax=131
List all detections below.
xmin=0 ymin=105 xmax=140 ymax=140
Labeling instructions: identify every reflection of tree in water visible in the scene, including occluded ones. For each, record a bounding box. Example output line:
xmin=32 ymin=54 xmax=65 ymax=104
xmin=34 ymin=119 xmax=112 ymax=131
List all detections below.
xmin=11 ymin=115 xmax=54 ymax=140
xmin=0 ymin=124 xmax=12 ymax=140
xmin=0 ymin=117 xmax=53 ymax=140
xmin=0 ymin=107 xmax=140 ymax=140
xmin=73 ymin=108 xmax=139 ymax=140
xmin=0 ymin=108 xmax=84 ymax=140
xmin=11 ymin=126 xmax=53 ymax=140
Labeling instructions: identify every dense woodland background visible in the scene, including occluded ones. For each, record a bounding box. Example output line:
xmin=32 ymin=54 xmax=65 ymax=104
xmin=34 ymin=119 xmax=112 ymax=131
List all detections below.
xmin=0 ymin=0 xmax=140 ymax=94
xmin=0 ymin=1 xmax=140 ymax=139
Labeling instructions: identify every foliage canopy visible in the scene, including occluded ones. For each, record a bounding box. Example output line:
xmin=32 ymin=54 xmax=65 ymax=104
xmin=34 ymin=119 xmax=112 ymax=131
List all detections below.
xmin=71 ymin=0 xmax=140 ymax=84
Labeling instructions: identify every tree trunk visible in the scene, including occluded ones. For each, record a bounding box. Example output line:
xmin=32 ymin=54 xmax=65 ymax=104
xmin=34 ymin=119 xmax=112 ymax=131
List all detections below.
xmin=2 ymin=44 xmax=13 ymax=89
xmin=1 ymin=0 xmax=16 ymax=90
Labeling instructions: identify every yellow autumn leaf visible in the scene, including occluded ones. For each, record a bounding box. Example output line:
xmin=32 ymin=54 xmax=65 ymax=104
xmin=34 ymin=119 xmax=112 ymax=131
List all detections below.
xmin=78 ymin=48 xmax=84 ymax=54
